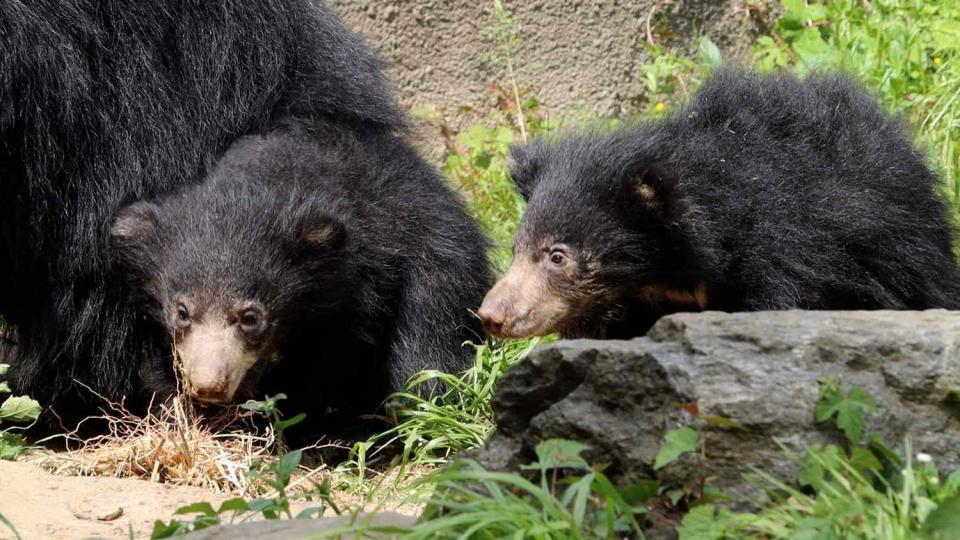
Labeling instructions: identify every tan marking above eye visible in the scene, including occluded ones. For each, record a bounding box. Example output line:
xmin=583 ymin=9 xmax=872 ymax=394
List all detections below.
xmin=636 ymin=183 xmax=656 ymax=201
xmin=304 ymin=223 xmax=339 ymax=245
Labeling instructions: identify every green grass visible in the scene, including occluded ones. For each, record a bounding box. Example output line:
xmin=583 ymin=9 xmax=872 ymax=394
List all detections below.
xmin=338 ymin=338 xmax=546 ymax=487
xmin=404 ymin=439 xmax=648 ymax=539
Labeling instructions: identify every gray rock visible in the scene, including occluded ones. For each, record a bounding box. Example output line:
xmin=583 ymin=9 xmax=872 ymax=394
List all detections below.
xmin=179 ymin=512 xmax=415 ymax=540
xmin=472 ymin=311 xmax=960 ymax=506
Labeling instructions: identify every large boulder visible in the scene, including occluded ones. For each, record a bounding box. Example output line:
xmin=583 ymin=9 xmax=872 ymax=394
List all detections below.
xmin=473 ymin=311 xmax=960 ymax=506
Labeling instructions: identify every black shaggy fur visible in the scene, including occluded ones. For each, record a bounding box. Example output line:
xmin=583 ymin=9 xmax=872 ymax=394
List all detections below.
xmin=111 ymin=122 xmax=489 ymax=431
xmin=0 ymin=2 xmax=484 ymax=420
xmin=509 ymin=70 xmax=960 ymax=338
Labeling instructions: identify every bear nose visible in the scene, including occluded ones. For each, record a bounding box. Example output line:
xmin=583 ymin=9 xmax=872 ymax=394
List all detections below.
xmin=191 ymin=385 xmax=230 ymax=404
xmin=478 ymin=300 xmax=508 ymax=337
xmin=185 ymin=366 xmax=232 ymax=403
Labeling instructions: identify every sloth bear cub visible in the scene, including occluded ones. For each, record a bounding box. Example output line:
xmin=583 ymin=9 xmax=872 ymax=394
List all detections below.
xmin=479 ymin=70 xmax=960 ymax=339
xmin=111 ymin=122 xmax=489 ymax=432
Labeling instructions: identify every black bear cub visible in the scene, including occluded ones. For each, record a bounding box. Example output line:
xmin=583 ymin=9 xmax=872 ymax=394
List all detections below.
xmin=112 ymin=122 xmax=489 ymax=432
xmin=479 ymin=70 xmax=960 ymax=339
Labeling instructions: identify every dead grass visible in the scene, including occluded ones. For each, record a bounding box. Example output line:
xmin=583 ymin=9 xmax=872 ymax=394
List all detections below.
xmin=27 ymin=387 xmax=278 ymax=496
xmin=21 ymin=383 xmax=433 ymax=518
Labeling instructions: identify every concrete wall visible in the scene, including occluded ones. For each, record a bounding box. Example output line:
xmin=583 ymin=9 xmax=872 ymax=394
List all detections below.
xmin=328 ymin=0 xmax=759 ymax=117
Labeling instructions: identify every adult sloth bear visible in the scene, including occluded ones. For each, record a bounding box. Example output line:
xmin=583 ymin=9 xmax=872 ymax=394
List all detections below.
xmin=479 ymin=70 xmax=960 ymax=339
xmin=1 ymin=2 xmax=487 ymax=426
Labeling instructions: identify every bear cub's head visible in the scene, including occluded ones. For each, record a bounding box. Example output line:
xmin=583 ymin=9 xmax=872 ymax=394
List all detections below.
xmin=110 ymin=136 xmax=353 ymax=404
xmin=479 ymin=131 xmax=705 ymax=339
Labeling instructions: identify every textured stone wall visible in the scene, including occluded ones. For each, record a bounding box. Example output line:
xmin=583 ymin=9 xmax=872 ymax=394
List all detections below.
xmin=328 ymin=0 xmax=759 ymax=117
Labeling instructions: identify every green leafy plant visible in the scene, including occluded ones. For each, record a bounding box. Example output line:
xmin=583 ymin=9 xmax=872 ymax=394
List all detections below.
xmin=814 ymin=378 xmax=878 ymax=445
xmin=408 ymin=439 xmax=650 ymax=539
xmin=0 ymin=363 xmax=41 ymax=460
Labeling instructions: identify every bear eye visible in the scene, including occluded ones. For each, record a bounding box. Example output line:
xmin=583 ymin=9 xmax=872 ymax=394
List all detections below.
xmin=175 ymin=303 xmax=191 ymax=328
xmin=239 ymin=308 xmax=265 ymax=334
xmin=549 ymin=250 xmax=566 ymax=266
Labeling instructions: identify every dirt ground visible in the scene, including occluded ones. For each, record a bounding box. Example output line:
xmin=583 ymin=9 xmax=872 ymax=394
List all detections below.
xmin=0 ymin=460 xmax=235 ymax=540
xmin=0 ymin=457 xmax=426 ymax=540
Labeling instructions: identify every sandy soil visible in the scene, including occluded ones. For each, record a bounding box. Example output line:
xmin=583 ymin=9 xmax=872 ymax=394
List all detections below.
xmin=0 ymin=460 xmax=232 ymax=540
xmin=0 ymin=458 xmax=426 ymax=540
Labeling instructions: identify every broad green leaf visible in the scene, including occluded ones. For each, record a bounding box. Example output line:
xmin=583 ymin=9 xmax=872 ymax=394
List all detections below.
xmin=654 ymin=427 xmax=699 ymax=470
xmin=240 ymin=394 xmax=286 ymax=414
xmin=867 ymin=432 xmax=903 ymax=467
xmin=0 ymin=382 xmax=9 ymax=394
xmin=174 ymin=502 xmax=216 ymax=517
xmin=457 ymin=125 xmax=494 ymax=149
xmin=0 ymin=395 xmax=41 ymax=423
xmin=279 ymin=449 xmax=302 ymax=472
xmin=274 ymin=413 xmax=306 ymax=433
xmin=676 ymin=504 xmax=726 ymax=540
xmin=666 ymin=488 xmax=685 ymax=506
xmin=916 ymin=496 xmax=939 ymax=526
xmin=216 ymin=498 xmax=250 ymax=514
xmin=815 ymin=385 xmax=876 ymax=444
xmin=187 ymin=515 xmax=219 ymax=531
xmin=246 ymin=498 xmax=275 ymax=514
xmin=920 ymin=496 xmax=960 ymax=539
xmin=946 ymin=468 xmax=960 ymax=493
xmin=492 ymin=126 xmax=514 ymax=146
xmin=848 ymin=446 xmax=882 ymax=475
xmin=0 ymin=364 xmax=8 ymax=376
xmin=698 ymin=37 xmax=724 ymax=68
xmin=295 ymin=507 xmax=324 ymax=519
xmin=798 ymin=445 xmax=844 ymax=490
xmin=530 ymin=439 xmax=591 ymax=471
xmin=620 ymin=480 xmax=660 ymax=504
xmin=0 ymin=431 xmax=28 ymax=460
xmin=150 ymin=519 xmax=189 ymax=539
xmin=931 ymin=20 xmax=960 ymax=51
xmin=473 ymin=153 xmax=493 ymax=170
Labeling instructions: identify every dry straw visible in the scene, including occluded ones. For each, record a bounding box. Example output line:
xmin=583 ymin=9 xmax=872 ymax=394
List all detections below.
xmin=30 ymin=384 xmax=278 ymax=496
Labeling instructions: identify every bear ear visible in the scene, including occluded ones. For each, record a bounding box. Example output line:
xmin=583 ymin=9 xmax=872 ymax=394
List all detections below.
xmin=299 ymin=216 xmax=346 ymax=253
xmin=507 ymin=144 xmax=543 ymax=200
xmin=620 ymin=163 xmax=680 ymax=216
xmin=111 ymin=201 xmax=160 ymax=244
